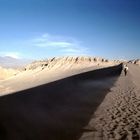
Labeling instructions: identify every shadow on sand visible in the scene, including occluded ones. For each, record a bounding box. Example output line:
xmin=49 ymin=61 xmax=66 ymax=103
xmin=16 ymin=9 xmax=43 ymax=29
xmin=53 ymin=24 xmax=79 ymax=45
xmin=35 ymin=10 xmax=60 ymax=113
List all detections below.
xmin=0 ymin=64 xmax=122 ymax=140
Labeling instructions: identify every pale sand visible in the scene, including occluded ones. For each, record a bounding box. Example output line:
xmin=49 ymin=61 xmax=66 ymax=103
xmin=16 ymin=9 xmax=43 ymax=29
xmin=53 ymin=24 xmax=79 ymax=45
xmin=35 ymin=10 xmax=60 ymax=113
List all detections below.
xmin=0 ymin=64 xmax=114 ymax=96
xmin=80 ymin=64 xmax=140 ymax=140
xmin=0 ymin=63 xmax=140 ymax=140
xmin=0 ymin=56 xmax=120 ymax=95
xmin=0 ymin=64 xmax=122 ymax=140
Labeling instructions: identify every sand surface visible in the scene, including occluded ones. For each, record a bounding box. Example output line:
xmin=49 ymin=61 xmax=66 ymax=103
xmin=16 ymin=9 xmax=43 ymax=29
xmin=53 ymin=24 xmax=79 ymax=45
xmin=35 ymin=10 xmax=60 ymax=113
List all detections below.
xmin=0 ymin=65 xmax=112 ymax=96
xmin=0 ymin=56 xmax=119 ymax=95
xmin=80 ymin=64 xmax=140 ymax=140
xmin=0 ymin=63 xmax=140 ymax=140
xmin=0 ymin=64 xmax=122 ymax=140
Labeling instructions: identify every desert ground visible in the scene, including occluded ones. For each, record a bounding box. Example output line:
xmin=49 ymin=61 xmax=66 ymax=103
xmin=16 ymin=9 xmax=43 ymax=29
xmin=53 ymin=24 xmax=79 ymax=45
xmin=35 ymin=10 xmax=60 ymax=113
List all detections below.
xmin=80 ymin=63 xmax=140 ymax=140
xmin=0 ymin=57 xmax=140 ymax=140
xmin=0 ymin=57 xmax=118 ymax=95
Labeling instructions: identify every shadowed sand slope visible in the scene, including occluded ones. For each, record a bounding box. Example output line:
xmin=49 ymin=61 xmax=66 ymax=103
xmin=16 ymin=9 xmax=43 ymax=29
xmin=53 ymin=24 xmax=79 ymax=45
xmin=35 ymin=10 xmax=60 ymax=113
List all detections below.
xmin=80 ymin=64 xmax=140 ymax=140
xmin=0 ymin=56 xmax=120 ymax=95
xmin=0 ymin=64 xmax=122 ymax=140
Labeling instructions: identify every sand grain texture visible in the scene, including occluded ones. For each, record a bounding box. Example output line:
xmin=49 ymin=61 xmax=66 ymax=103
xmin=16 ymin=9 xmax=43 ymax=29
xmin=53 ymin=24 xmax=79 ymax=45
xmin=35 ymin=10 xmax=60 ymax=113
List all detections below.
xmin=0 ymin=64 xmax=122 ymax=140
xmin=0 ymin=56 xmax=118 ymax=95
xmin=1 ymin=58 xmax=140 ymax=140
xmin=80 ymin=64 xmax=140 ymax=140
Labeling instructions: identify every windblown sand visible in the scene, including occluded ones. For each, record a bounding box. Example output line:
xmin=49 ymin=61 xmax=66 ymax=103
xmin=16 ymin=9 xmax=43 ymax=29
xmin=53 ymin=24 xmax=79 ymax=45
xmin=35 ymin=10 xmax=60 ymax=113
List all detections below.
xmin=80 ymin=64 xmax=140 ymax=140
xmin=0 ymin=64 xmax=122 ymax=140
xmin=0 ymin=59 xmax=140 ymax=140
xmin=0 ymin=56 xmax=117 ymax=95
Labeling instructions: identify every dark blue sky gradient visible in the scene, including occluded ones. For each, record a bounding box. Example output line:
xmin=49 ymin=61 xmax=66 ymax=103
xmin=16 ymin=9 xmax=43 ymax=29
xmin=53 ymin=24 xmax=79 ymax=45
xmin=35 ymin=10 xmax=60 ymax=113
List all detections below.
xmin=0 ymin=0 xmax=139 ymax=59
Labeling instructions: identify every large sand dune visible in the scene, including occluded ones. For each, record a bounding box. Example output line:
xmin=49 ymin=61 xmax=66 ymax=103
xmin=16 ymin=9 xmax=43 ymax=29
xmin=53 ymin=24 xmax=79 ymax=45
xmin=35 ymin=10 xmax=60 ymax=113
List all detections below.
xmin=0 ymin=56 xmax=140 ymax=140
xmin=80 ymin=64 xmax=140 ymax=140
xmin=0 ymin=56 xmax=119 ymax=95
xmin=0 ymin=64 xmax=122 ymax=140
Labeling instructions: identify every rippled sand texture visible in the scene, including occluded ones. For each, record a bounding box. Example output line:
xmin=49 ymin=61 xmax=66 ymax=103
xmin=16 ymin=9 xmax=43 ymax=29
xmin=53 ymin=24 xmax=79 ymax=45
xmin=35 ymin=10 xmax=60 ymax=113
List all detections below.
xmin=0 ymin=64 xmax=122 ymax=140
xmin=80 ymin=64 xmax=140 ymax=140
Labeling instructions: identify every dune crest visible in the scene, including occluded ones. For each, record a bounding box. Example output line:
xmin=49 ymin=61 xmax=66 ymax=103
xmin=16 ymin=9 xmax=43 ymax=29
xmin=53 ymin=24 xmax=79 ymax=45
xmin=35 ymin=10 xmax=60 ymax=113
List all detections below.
xmin=0 ymin=56 xmax=139 ymax=95
xmin=0 ymin=56 xmax=118 ymax=80
xmin=0 ymin=56 xmax=119 ymax=95
xmin=24 ymin=56 xmax=118 ymax=70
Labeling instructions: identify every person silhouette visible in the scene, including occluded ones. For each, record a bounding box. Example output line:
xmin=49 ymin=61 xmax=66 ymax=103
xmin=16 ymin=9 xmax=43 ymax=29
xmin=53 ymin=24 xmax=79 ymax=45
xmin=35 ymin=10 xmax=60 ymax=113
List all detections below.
xmin=124 ymin=64 xmax=128 ymax=76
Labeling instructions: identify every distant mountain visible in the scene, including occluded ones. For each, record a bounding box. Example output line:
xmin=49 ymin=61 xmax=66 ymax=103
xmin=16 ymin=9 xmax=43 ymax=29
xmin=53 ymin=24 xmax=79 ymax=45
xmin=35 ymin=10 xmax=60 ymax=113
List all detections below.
xmin=0 ymin=56 xmax=32 ymax=68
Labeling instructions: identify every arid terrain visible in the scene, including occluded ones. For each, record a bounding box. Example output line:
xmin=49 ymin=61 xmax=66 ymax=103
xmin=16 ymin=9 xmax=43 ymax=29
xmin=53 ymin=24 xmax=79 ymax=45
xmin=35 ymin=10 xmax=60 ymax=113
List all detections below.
xmin=80 ymin=63 xmax=140 ymax=140
xmin=0 ymin=56 xmax=119 ymax=95
xmin=0 ymin=56 xmax=140 ymax=140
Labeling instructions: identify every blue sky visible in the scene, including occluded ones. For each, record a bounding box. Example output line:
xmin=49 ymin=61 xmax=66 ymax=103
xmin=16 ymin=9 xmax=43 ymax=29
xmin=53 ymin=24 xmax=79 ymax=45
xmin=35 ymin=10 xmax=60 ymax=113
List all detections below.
xmin=0 ymin=0 xmax=140 ymax=60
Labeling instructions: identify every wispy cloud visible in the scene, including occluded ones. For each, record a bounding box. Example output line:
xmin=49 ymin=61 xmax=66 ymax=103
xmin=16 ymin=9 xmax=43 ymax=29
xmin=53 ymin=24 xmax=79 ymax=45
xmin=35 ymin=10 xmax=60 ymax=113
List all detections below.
xmin=0 ymin=33 xmax=90 ymax=60
xmin=0 ymin=52 xmax=21 ymax=59
xmin=31 ymin=33 xmax=89 ymax=56
xmin=34 ymin=41 xmax=72 ymax=48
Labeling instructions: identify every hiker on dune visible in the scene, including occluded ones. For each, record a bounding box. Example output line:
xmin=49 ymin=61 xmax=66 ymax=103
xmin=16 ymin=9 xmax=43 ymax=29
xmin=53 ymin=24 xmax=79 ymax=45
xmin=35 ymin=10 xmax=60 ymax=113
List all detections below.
xmin=124 ymin=64 xmax=128 ymax=76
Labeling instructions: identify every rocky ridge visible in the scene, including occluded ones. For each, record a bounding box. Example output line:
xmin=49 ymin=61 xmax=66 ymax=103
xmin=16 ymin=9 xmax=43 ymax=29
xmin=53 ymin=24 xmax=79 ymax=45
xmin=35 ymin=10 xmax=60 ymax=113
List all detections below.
xmin=24 ymin=56 xmax=118 ymax=71
xmin=1 ymin=56 xmax=139 ymax=81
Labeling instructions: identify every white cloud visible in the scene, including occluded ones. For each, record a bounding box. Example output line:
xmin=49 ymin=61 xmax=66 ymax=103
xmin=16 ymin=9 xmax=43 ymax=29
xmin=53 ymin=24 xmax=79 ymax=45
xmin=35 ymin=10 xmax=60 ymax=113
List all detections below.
xmin=32 ymin=33 xmax=89 ymax=55
xmin=32 ymin=33 xmax=74 ymax=48
xmin=0 ymin=52 xmax=21 ymax=59
xmin=35 ymin=41 xmax=73 ymax=48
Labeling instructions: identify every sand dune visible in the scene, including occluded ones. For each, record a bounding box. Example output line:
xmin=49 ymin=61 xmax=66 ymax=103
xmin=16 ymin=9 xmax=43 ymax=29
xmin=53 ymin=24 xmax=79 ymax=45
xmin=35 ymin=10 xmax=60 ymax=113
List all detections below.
xmin=0 ymin=56 xmax=140 ymax=140
xmin=0 ymin=56 xmax=119 ymax=95
xmin=24 ymin=56 xmax=120 ymax=73
xmin=0 ymin=56 xmax=117 ymax=80
xmin=0 ymin=67 xmax=19 ymax=80
xmin=0 ymin=64 xmax=122 ymax=140
xmin=80 ymin=63 xmax=140 ymax=140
